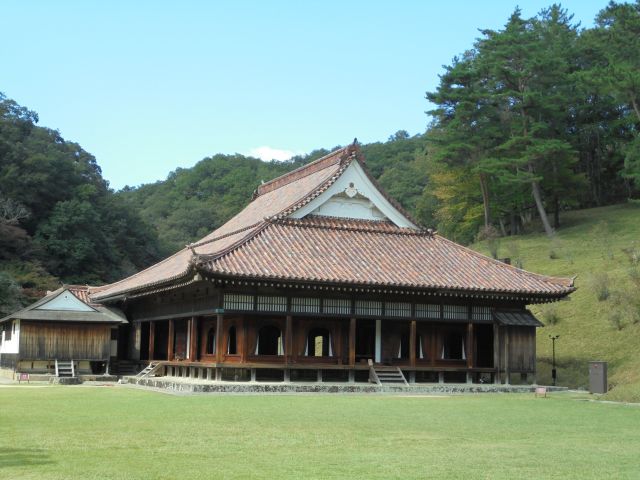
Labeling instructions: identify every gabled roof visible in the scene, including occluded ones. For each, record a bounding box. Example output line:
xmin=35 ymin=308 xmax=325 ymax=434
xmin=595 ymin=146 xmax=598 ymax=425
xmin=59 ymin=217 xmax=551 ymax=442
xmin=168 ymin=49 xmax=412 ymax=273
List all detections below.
xmin=92 ymin=145 xmax=357 ymax=301
xmin=1 ymin=286 xmax=126 ymax=324
xmin=92 ymin=143 xmax=575 ymax=303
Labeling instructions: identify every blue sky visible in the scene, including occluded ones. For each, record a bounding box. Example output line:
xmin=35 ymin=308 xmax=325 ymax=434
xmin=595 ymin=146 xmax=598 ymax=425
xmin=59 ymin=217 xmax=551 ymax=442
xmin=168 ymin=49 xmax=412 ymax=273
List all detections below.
xmin=3 ymin=1 xmax=607 ymax=189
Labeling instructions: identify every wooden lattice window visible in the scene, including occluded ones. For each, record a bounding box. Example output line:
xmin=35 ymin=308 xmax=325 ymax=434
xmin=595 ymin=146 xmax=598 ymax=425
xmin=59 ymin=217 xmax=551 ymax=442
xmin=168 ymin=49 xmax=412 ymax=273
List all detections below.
xmin=416 ymin=304 xmax=441 ymax=319
xmin=323 ymin=298 xmax=351 ymax=315
xmin=291 ymin=297 xmax=321 ymax=314
xmin=385 ymin=302 xmax=411 ymax=318
xmin=257 ymin=296 xmax=287 ymax=312
xmin=443 ymin=305 xmax=468 ymax=321
xmin=472 ymin=306 xmax=492 ymax=321
xmin=355 ymin=300 xmax=382 ymax=317
xmin=223 ymin=294 xmax=254 ymax=311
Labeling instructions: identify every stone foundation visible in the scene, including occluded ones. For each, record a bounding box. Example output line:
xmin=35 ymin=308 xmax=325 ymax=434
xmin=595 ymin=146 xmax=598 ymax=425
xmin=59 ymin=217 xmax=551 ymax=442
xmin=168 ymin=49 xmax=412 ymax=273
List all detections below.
xmin=125 ymin=376 xmax=567 ymax=394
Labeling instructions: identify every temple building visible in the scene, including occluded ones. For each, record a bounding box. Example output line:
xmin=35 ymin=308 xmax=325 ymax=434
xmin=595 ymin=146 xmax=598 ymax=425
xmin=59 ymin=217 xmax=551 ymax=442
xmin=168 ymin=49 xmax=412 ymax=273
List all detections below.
xmin=3 ymin=144 xmax=576 ymax=385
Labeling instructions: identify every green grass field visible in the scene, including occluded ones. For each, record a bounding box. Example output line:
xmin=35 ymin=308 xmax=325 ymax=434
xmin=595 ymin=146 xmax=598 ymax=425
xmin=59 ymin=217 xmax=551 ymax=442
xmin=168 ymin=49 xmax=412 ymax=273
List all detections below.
xmin=472 ymin=203 xmax=640 ymax=402
xmin=1 ymin=385 xmax=639 ymax=479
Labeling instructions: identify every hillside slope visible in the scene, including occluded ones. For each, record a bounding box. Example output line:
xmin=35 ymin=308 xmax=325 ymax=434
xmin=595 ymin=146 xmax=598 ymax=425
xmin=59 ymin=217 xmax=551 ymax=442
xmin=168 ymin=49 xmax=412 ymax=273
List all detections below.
xmin=473 ymin=203 xmax=640 ymax=402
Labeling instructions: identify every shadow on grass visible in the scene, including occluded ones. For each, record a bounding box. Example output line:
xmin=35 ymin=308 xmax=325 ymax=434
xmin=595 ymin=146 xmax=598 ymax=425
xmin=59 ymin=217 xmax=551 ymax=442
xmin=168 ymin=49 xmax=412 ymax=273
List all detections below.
xmin=0 ymin=448 xmax=55 ymax=469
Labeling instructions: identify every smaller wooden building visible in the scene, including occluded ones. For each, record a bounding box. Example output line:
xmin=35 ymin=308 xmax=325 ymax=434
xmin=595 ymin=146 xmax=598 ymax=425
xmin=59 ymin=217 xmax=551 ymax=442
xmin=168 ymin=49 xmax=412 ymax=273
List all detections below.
xmin=0 ymin=285 xmax=126 ymax=378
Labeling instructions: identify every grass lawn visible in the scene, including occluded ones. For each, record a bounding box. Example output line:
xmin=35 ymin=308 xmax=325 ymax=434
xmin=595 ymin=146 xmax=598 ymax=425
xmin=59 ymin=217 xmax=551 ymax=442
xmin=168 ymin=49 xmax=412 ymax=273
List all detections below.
xmin=1 ymin=385 xmax=639 ymax=479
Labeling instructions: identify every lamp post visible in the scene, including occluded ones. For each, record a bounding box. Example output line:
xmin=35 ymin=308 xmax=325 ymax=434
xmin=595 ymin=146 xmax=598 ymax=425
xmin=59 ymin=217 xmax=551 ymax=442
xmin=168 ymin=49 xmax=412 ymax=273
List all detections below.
xmin=549 ymin=335 xmax=560 ymax=386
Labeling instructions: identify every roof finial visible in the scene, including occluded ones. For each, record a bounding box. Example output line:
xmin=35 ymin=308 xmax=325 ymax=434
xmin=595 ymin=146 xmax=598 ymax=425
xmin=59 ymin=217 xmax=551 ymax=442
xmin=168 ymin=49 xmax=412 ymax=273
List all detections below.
xmin=352 ymin=137 xmax=358 ymax=146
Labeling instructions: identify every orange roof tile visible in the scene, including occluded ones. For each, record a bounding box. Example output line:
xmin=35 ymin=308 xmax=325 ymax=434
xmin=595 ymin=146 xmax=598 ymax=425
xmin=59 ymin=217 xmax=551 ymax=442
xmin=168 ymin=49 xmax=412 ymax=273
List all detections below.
xmin=197 ymin=217 xmax=574 ymax=299
xmin=91 ymin=147 xmax=353 ymax=300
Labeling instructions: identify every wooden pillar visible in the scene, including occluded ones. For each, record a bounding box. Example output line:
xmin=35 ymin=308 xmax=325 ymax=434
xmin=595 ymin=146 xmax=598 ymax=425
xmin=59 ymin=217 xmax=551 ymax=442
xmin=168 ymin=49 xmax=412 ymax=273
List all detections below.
xmin=430 ymin=327 xmax=437 ymax=367
xmin=285 ymin=315 xmax=292 ymax=366
xmin=167 ymin=319 xmax=174 ymax=361
xmin=504 ymin=326 xmax=510 ymax=385
xmin=335 ymin=320 xmax=343 ymax=365
xmin=189 ymin=317 xmax=198 ymax=361
xmin=409 ymin=320 xmax=417 ymax=368
xmin=215 ymin=313 xmax=223 ymax=364
xmin=493 ymin=323 xmax=501 ymax=384
xmin=349 ymin=317 xmax=356 ymax=366
xmin=466 ymin=323 xmax=474 ymax=369
xmin=148 ymin=322 xmax=155 ymax=361
xmin=241 ymin=317 xmax=248 ymax=363
xmin=374 ymin=320 xmax=382 ymax=363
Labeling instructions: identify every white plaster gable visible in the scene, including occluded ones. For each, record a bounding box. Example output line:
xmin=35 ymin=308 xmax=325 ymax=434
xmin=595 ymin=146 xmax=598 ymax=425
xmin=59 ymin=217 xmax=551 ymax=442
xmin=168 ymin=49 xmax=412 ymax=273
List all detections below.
xmin=35 ymin=289 xmax=95 ymax=312
xmin=290 ymin=161 xmax=417 ymax=228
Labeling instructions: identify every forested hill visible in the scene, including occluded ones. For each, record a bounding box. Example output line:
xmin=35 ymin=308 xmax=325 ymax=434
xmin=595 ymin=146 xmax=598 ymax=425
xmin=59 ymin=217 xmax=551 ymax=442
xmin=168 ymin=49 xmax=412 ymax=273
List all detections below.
xmin=117 ymin=131 xmax=429 ymax=255
xmin=2 ymin=1 xmax=639 ymax=316
xmin=0 ymin=91 xmax=429 ymax=312
xmin=0 ymin=93 xmax=162 ymax=312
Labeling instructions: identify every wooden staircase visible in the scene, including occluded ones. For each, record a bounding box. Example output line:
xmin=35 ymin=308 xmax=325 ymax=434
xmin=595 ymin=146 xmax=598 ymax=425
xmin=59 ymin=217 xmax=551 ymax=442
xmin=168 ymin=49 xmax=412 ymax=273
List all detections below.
xmin=136 ymin=362 xmax=162 ymax=378
xmin=368 ymin=360 xmax=408 ymax=386
xmin=55 ymin=359 xmax=75 ymax=378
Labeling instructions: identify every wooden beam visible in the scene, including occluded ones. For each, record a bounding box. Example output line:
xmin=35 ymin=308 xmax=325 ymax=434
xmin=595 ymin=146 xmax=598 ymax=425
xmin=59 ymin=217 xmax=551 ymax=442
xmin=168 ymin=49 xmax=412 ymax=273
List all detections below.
xmin=189 ymin=317 xmax=198 ymax=361
xmin=285 ymin=315 xmax=292 ymax=366
xmin=349 ymin=317 xmax=356 ymax=366
xmin=409 ymin=320 xmax=416 ymax=368
xmin=148 ymin=321 xmax=155 ymax=361
xmin=167 ymin=319 xmax=174 ymax=361
xmin=215 ymin=313 xmax=223 ymax=363
xmin=466 ymin=322 xmax=474 ymax=369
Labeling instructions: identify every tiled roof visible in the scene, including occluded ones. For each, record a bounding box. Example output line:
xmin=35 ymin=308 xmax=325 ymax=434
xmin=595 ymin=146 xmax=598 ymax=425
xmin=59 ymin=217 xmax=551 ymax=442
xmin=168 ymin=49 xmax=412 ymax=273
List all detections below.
xmin=66 ymin=285 xmax=100 ymax=306
xmin=495 ymin=310 xmax=544 ymax=327
xmin=91 ymin=146 xmax=354 ymax=301
xmin=0 ymin=286 xmax=126 ymax=324
xmin=91 ymin=143 xmax=575 ymax=302
xmin=198 ymin=216 xmax=574 ymax=298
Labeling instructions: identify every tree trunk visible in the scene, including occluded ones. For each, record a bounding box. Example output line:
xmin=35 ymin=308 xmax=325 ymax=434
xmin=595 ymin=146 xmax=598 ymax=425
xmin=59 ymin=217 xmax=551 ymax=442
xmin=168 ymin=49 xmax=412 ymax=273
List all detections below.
xmin=479 ymin=173 xmax=490 ymax=228
xmin=530 ymin=178 xmax=554 ymax=237
xmin=498 ymin=218 xmax=507 ymax=237
xmin=553 ymin=196 xmax=560 ymax=230
xmin=510 ymin=211 xmax=518 ymax=236
xmin=631 ymin=97 xmax=640 ymax=124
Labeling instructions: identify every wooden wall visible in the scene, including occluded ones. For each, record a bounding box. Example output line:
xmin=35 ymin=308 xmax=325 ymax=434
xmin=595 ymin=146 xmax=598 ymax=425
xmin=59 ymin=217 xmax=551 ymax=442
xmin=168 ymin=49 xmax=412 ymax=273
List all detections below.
xmin=505 ymin=326 xmax=536 ymax=373
xmin=19 ymin=322 xmax=111 ymax=360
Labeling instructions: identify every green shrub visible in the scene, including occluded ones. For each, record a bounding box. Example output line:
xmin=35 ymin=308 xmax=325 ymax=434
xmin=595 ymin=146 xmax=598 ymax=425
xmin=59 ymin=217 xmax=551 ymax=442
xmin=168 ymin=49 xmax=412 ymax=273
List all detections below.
xmin=590 ymin=271 xmax=611 ymax=301
xmin=540 ymin=304 xmax=560 ymax=325
xmin=608 ymin=310 xmax=624 ymax=330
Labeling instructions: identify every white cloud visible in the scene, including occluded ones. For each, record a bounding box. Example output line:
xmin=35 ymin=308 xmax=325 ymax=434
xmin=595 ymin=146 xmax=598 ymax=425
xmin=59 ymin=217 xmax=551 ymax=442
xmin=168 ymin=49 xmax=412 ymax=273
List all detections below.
xmin=248 ymin=146 xmax=300 ymax=162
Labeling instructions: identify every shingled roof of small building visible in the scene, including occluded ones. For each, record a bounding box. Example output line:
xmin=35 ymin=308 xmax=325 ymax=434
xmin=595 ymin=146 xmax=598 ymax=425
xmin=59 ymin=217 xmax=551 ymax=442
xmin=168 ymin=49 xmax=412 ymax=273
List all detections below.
xmin=0 ymin=285 xmax=126 ymax=324
xmin=92 ymin=144 xmax=575 ymax=303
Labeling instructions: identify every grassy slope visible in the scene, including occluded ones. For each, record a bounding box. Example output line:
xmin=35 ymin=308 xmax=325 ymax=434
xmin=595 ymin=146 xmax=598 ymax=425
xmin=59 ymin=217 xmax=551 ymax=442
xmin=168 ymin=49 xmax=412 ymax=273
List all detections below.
xmin=472 ymin=203 xmax=640 ymax=401
xmin=1 ymin=386 xmax=639 ymax=479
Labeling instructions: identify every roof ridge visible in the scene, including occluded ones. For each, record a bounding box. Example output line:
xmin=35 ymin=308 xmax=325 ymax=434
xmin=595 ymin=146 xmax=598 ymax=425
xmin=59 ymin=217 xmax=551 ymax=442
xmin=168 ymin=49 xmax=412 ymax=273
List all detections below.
xmin=195 ymin=221 xmax=272 ymax=264
xmin=434 ymin=234 xmax=576 ymax=288
xmin=274 ymin=216 xmax=435 ymax=236
xmin=255 ymin=145 xmax=355 ymax=197
xmin=188 ymin=221 xmax=265 ymax=250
